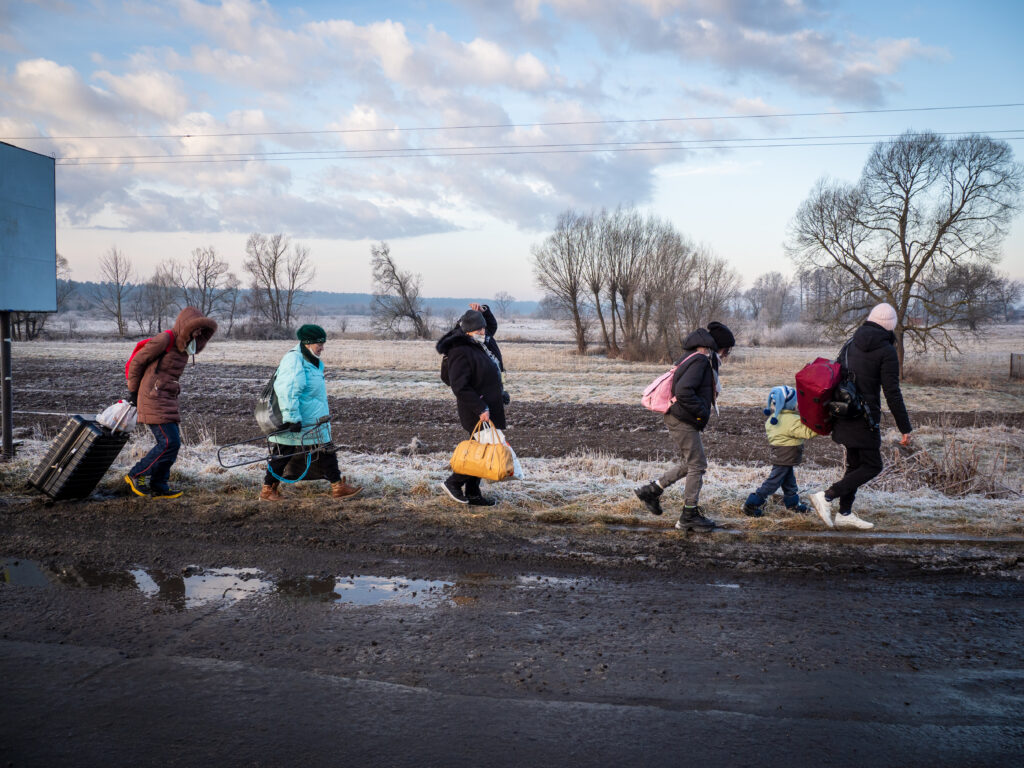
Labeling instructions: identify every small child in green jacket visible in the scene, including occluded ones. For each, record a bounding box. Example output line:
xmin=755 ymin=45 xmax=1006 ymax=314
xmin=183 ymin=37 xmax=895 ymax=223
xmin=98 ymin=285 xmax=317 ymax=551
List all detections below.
xmin=743 ymin=385 xmax=818 ymax=517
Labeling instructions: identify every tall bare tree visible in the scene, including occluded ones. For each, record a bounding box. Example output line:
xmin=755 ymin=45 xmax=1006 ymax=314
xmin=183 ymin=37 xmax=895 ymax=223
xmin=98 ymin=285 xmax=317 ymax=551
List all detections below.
xmin=242 ymin=233 xmax=315 ymax=330
xmin=370 ymin=242 xmax=430 ymax=339
xmin=532 ymin=210 xmax=591 ymax=353
xmin=679 ymin=247 xmax=742 ymax=332
xmin=130 ymin=265 xmax=178 ymax=335
xmin=788 ymin=131 xmax=1023 ymax=373
xmin=95 ymin=247 xmax=134 ymax=337
xmin=171 ymin=246 xmax=236 ymax=317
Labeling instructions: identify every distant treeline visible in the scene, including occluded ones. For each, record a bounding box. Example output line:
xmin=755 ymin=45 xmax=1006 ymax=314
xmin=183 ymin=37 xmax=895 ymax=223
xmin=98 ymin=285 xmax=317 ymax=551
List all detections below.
xmin=62 ymin=282 xmax=539 ymax=318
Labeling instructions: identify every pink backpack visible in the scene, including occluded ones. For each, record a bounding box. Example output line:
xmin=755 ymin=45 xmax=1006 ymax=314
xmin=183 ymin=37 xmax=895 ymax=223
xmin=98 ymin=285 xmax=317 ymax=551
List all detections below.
xmin=641 ymin=351 xmax=701 ymax=413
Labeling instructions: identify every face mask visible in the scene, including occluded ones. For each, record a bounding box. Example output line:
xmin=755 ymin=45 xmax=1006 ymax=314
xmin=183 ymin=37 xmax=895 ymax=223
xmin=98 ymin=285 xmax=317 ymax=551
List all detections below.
xmin=186 ymin=339 xmax=197 ymax=355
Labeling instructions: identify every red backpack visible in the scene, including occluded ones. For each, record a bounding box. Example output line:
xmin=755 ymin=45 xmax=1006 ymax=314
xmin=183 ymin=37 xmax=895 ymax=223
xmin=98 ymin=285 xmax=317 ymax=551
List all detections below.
xmin=795 ymin=356 xmax=842 ymax=435
xmin=125 ymin=330 xmax=175 ymax=381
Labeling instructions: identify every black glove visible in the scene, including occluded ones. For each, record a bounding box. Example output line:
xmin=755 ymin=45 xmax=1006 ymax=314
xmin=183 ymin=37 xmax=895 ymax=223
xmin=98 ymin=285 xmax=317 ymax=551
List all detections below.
xmin=127 ymin=391 xmax=138 ymax=407
xmin=502 ymin=391 xmax=511 ymax=405
xmin=284 ymin=421 xmax=303 ymax=433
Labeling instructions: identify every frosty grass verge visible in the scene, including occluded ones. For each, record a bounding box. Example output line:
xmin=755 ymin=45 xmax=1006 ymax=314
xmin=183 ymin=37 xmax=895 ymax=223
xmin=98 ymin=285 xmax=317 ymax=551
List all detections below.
xmin=5 ymin=427 xmax=1022 ymax=536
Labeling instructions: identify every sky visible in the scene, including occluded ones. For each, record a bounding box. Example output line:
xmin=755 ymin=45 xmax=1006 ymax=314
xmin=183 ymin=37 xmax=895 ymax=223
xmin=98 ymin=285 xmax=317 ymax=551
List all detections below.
xmin=2 ymin=0 xmax=1023 ymax=300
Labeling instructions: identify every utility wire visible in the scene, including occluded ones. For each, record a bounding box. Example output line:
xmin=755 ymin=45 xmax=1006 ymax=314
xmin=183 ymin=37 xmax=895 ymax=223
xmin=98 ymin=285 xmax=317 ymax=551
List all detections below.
xmin=11 ymin=101 xmax=1024 ymax=142
xmin=53 ymin=129 xmax=1024 ymax=162
xmin=58 ymin=136 xmax=1024 ymax=166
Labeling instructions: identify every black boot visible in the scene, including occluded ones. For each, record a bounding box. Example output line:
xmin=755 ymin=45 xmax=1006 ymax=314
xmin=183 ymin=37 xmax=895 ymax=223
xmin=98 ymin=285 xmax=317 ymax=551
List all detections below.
xmin=634 ymin=481 xmax=663 ymax=516
xmin=675 ymin=505 xmax=716 ymax=531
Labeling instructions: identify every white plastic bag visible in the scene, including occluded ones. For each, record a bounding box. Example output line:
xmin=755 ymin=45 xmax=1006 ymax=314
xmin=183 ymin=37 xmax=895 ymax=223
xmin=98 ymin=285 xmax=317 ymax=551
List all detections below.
xmin=96 ymin=400 xmax=137 ymax=433
xmin=473 ymin=424 xmax=525 ymax=480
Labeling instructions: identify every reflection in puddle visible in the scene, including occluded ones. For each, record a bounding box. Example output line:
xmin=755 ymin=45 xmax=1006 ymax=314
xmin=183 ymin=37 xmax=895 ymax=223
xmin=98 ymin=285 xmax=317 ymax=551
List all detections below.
xmin=277 ymin=575 xmax=453 ymax=607
xmin=2 ymin=558 xmax=590 ymax=611
xmin=1 ymin=558 xmax=454 ymax=611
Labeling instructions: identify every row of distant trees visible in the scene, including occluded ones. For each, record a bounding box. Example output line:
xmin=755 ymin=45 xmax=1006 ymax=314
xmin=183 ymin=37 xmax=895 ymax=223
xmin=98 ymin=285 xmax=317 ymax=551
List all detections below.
xmin=93 ymin=232 xmax=315 ymax=340
xmin=532 ymin=208 xmax=741 ymax=360
xmin=10 ymin=233 xmax=316 ymax=341
xmin=533 ymin=131 xmax=1023 ymax=372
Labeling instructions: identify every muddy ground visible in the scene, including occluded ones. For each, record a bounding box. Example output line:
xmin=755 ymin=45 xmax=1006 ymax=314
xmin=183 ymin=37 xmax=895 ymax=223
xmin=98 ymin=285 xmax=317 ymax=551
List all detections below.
xmin=3 ymin=357 xmax=1023 ymax=765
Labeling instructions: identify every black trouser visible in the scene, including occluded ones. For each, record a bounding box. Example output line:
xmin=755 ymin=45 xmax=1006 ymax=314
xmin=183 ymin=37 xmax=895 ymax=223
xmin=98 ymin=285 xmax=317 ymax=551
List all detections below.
xmin=264 ymin=443 xmax=341 ymax=485
xmin=447 ymin=427 xmax=484 ymax=497
xmin=826 ymin=445 xmax=883 ymax=511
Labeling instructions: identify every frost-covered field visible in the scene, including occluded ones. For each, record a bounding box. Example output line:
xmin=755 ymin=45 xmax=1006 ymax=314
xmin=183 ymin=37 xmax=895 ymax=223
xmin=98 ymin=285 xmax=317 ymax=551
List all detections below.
xmin=9 ymin=322 xmax=1023 ymax=532
xmin=3 ymin=429 xmax=1021 ymax=535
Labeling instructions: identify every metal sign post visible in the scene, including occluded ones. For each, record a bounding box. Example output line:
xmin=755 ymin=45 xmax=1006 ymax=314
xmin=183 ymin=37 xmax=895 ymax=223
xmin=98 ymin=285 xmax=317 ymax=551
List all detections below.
xmin=1 ymin=311 xmax=12 ymax=459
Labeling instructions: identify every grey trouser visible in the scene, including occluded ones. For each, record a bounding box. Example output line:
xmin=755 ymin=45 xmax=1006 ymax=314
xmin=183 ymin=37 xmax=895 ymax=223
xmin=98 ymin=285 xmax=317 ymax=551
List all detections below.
xmin=658 ymin=413 xmax=707 ymax=505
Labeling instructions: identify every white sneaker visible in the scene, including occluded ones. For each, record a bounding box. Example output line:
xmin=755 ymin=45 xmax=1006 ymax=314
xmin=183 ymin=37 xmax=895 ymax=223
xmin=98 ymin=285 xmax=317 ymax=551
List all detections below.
xmin=834 ymin=511 xmax=874 ymax=530
xmin=810 ymin=491 xmax=834 ymax=529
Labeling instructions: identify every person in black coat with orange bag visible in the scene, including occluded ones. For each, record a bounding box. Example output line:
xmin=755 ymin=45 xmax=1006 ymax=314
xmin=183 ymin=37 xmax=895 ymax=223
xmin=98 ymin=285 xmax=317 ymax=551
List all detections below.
xmin=436 ymin=306 xmax=507 ymax=506
xmin=810 ymin=302 xmax=912 ymax=530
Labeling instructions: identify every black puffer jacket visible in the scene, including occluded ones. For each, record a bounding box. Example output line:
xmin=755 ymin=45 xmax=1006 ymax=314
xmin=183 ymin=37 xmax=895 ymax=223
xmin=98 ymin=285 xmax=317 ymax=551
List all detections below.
xmin=667 ymin=329 xmax=716 ymax=431
xmin=436 ymin=327 xmax=507 ymax=431
xmin=831 ymin=321 xmax=912 ymax=448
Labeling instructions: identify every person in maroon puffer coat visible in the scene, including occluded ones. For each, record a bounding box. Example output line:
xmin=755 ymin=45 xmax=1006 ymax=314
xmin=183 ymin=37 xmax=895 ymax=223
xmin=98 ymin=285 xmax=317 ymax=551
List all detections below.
xmin=124 ymin=306 xmax=217 ymax=498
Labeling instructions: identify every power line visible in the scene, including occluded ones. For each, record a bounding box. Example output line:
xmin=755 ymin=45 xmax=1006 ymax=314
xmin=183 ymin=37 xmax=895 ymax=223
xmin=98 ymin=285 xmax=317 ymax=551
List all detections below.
xmin=11 ymin=102 xmax=1024 ymax=142
xmin=57 ymin=135 xmax=1024 ymax=166
xmin=53 ymin=129 xmax=1024 ymax=162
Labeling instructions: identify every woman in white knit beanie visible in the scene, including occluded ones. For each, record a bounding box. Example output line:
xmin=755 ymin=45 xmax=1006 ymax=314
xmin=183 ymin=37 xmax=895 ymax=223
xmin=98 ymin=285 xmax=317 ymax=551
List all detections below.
xmin=810 ymin=302 xmax=912 ymax=530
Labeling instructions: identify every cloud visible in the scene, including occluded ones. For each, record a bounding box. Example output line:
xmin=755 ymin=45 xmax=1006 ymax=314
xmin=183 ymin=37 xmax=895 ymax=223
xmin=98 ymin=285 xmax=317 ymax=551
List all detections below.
xmin=490 ymin=0 xmax=942 ymax=104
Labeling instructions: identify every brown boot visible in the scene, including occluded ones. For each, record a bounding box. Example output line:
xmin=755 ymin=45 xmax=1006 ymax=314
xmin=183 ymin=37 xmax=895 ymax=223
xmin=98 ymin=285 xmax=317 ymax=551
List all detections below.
xmin=330 ymin=477 xmax=362 ymax=500
xmin=260 ymin=482 xmax=283 ymax=501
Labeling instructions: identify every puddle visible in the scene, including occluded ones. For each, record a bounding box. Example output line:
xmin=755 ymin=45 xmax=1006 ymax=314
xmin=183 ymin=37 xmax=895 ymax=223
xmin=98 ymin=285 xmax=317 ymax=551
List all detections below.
xmin=1 ymin=558 xmax=453 ymax=611
xmin=276 ymin=575 xmax=453 ymax=607
xmin=2 ymin=558 xmax=596 ymax=611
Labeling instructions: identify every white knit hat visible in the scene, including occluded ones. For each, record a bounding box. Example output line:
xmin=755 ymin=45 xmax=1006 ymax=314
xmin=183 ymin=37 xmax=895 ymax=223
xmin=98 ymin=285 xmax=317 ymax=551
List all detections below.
xmin=867 ymin=302 xmax=897 ymax=331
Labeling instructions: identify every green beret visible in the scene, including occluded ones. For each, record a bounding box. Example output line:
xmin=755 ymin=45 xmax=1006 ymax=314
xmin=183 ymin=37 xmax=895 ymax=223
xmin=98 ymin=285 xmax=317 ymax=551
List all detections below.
xmin=297 ymin=324 xmax=327 ymax=344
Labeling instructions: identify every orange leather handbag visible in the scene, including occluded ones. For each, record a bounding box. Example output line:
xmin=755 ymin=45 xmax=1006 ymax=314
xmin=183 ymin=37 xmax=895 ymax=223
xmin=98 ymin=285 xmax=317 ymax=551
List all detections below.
xmin=450 ymin=420 xmax=514 ymax=482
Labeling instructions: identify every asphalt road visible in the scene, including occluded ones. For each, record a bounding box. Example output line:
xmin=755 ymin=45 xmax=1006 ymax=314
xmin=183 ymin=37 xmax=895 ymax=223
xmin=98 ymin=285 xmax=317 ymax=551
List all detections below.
xmin=2 ymin=551 xmax=1021 ymax=767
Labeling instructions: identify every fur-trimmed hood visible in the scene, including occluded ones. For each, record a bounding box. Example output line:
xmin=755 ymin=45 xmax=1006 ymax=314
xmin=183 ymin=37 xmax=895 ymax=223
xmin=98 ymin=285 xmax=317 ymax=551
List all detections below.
xmin=172 ymin=306 xmax=217 ymax=353
xmin=436 ymin=326 xmax=478 ymax=355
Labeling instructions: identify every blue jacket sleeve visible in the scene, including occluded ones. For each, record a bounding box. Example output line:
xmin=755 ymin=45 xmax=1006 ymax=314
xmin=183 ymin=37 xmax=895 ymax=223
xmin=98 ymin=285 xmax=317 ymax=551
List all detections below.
xmin=273 ymin=350 xmax=306 ymax=424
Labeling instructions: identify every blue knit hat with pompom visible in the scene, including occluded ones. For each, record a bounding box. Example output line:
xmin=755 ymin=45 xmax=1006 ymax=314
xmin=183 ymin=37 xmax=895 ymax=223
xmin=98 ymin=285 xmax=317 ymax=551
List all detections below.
xmin=764 ymin=385 xmax=797 ymax=424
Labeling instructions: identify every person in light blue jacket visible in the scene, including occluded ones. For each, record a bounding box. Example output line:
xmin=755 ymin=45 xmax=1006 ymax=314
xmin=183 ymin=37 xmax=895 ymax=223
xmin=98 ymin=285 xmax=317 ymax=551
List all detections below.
xmin=259 ymin=324 xmax=362 ymax=501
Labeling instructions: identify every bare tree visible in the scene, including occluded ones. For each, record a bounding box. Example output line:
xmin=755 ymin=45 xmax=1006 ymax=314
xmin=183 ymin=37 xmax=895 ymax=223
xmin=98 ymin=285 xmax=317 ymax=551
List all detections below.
xmin=532 ymin=210 xmax=591 ymax=353
xmin=788 ymin=131 xmax=1023 ymax=373
xmin=242 ymin=233 xmax=315 ymax=330
xmin=171 ymin=246 xmax=236 ymax=317
xmin=221 ymin=273 xmax=242 ymax=336
xmin=94 ymin=247 xmax=134 ymax=337
xmin=680 ymin=247 xmax=742 ymax=332
xmin=534 ymin=206 xmax=715 ymax=361
xmin=991 ymin=274 xmax=1023 ymax=322
xmin=745 ymin=271 xmax=794 ymax=328
xmin=129 ymin=265 xmax=178 ymax=335
xmin=492 ymin=290 xmax=516 ymax=318
xmin=370 ymin=241 xmax=430 ymax=339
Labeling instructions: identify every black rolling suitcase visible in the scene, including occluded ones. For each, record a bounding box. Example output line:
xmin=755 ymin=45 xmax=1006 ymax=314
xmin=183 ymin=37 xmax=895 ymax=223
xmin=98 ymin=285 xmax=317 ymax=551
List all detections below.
xmin=29 ymin=416 xmax=131 ymax=500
